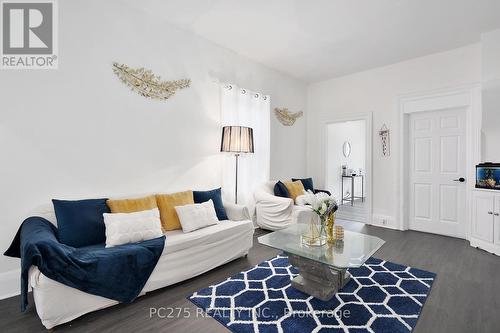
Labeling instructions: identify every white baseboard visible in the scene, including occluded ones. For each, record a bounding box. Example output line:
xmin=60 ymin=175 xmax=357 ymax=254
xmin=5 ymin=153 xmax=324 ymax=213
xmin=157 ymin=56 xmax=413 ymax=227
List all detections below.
xmin=0 ymin=269 xmax=20 ymax=300
xmin=370 ymin=214 xmax=401 ymax=230
xmin=470 ymin=237 xmax=500 ymax=256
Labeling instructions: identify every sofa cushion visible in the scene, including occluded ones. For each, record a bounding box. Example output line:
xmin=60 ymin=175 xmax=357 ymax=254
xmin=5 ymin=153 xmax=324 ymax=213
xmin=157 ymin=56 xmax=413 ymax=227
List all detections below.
xmin=175 ymin=200 xmax=219 ymax=233
xmin=273 ymin=181 xmax=290 ymax=198
xmin=284 ymin=180 xmax=306 ymax=203
xmin=106 ymin=195 xmax=157 ymax=213
xmin=156 ymin=191 xmax=194 ymax=231
xmin=292 ymin=177 xmax=314 ymax=192
xmin=163 ymin=220 xmax=253 ymax=255
xmin=193 ymin=188 xmax=228 ymax=221
xmin=103 ymin=208 xmax=163 ymax=247
xmin=52 ymin=198 xmax=110 ymax=247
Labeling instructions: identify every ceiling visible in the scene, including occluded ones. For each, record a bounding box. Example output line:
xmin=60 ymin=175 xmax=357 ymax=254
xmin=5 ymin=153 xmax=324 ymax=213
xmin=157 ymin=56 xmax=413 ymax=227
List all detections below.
xmin=125 ymin=0 xmax=500 ymax=82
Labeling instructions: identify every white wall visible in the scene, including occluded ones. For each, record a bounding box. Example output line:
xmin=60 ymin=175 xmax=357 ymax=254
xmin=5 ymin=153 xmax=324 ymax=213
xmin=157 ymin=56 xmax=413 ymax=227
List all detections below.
xmin=326 ymin=120 xmax=366 ymax=200
xmin=481 ymin=29 xmax=500 ymax=162
xmin=307 ymin=44 xmax=481 ymax=228
xmin=0 ymin=0 xmax=307 ymax=296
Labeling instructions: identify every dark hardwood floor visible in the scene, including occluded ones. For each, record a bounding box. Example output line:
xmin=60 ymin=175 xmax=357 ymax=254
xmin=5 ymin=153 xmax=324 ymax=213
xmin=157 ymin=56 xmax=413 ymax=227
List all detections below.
xmin=1 ymin=220 xmax=500 ymax=333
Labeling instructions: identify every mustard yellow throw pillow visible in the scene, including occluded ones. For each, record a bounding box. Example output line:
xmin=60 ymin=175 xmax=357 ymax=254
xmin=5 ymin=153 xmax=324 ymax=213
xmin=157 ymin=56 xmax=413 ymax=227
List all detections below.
xmin=284 ymin=180 xmax=305 ymax=203
xmin=106 ymin=195 xmax=158 ymax=213
xmin=156 ymin=191 xmax=194 ymax=231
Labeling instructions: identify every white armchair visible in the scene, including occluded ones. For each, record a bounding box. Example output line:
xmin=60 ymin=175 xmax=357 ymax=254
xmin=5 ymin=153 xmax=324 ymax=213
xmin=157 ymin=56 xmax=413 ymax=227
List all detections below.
xmin=254 ymin=181 xmax=313 ymax=231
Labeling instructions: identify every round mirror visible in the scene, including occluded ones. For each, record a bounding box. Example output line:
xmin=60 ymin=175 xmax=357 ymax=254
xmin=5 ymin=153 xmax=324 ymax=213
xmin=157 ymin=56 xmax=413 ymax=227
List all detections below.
xmin=343 ymin=141 xmax=351 ymax=157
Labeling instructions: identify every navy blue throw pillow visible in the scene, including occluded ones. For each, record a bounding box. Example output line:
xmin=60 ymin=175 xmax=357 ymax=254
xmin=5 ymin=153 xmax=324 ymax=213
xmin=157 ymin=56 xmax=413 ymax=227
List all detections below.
xmin=292 ymin=177 xmax=314 ymax=192
xmin=193 ymin=188 xmax=228 ymax=221
xmin=274 ymin=181 xmax=290 ymax=198
xmin=52 ymin=198 xmax=110 ymax=247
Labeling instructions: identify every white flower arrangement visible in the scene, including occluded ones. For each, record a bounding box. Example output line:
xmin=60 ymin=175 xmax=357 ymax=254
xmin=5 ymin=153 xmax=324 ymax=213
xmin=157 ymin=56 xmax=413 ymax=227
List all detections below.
xmin=301 ymin=190 xmax=338 ymax=246
xmin=303 ymin=190 xmax=338 ymax=222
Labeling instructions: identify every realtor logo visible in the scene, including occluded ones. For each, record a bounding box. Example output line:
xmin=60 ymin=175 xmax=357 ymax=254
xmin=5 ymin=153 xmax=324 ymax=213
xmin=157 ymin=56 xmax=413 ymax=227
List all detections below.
xmin=1 ymin=0 xmax=58 ymax=69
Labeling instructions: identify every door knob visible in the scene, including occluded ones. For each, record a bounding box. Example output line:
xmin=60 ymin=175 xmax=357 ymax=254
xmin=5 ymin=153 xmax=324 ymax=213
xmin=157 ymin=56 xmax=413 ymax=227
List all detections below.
xmin=488 ymin=211 xmax=493 ymax=215
xmin=453 ymin=177 xmax=466 ymax=183
xmin=495 ymin=213 xmax=500 ymax=216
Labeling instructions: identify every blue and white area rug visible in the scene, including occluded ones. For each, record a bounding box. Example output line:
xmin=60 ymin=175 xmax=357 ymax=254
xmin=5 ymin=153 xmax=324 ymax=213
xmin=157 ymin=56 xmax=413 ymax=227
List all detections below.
xmin=189 ymin=255 xmax=436 ymax=333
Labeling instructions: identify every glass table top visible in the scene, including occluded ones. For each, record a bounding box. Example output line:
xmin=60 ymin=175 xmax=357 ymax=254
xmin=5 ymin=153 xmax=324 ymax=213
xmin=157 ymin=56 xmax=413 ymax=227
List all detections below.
xmin=258 ymin=224 xmax=385 ymax=269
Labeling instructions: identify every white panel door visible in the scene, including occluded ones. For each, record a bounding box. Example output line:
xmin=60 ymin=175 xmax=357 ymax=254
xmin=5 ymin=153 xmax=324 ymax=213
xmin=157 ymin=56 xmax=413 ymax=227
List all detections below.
xmin=409 ymin=108 xmax=466 ymax=238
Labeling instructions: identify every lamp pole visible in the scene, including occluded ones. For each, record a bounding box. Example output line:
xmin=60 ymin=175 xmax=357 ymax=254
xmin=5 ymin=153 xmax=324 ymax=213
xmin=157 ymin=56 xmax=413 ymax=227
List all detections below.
xmin=235 ymin=153 xmax=239 ymax=204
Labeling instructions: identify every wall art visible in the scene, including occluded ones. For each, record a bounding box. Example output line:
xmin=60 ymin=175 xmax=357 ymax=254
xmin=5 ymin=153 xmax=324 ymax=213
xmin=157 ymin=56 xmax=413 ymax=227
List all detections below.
xmin=274 ymin=107 xmax=303 ymax=126
xmin=379 ymin=124 xmax=390 ymax=157
xmin=112 ymin=62 xmax=190 ymax=100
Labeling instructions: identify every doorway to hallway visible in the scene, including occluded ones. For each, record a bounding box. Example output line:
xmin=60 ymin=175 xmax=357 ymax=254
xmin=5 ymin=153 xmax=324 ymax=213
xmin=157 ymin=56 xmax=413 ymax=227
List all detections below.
xmin=326 ymin=118 xmax=371 ymax=223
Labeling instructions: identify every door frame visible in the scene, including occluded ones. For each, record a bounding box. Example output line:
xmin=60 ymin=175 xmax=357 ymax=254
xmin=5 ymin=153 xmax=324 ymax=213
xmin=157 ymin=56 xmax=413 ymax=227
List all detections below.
xmin=323 ymin=112 xmax=373 ymax=224
xmin=398 ymin=84 xmax=482 ymax=239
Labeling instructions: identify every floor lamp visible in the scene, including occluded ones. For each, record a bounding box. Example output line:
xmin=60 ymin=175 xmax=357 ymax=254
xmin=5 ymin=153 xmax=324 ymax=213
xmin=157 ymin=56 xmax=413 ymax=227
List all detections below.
xmin=220 ymin=126 xmax=254 ymax=204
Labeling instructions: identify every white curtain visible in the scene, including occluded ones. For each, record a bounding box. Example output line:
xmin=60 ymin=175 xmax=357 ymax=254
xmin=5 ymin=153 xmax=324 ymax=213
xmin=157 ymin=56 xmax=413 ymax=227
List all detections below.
xmin=220 ymin=84 xmax=270 ymax=215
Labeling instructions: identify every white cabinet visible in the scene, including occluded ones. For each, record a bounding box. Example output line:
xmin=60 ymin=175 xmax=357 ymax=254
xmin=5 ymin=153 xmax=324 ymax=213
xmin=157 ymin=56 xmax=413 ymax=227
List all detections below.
xmin=471 ymin=190 xmax=500 ymax=255
xmin=472 ymin=192 xmax=495 ymax=242
xmin=495 ymin=196 xmax=500 ymax=246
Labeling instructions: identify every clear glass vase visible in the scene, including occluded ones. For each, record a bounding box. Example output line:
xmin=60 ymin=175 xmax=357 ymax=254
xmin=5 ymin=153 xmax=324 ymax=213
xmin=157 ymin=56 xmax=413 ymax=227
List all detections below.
xmin=301 ymin=215 xmax=327 ymax=247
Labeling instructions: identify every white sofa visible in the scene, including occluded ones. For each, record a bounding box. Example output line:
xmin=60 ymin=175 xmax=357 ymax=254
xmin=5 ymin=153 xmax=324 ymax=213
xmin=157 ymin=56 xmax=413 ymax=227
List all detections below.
xmin=27 ymin=200 xmax=254 ymax=329
xmin=254 ymin=181 xmax=314 ymax=231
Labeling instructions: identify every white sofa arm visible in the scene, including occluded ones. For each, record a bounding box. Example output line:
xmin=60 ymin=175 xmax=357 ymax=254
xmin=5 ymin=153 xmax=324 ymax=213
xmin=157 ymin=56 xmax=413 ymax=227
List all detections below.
xmin=223 ymin=201 xmax=251 ymax=221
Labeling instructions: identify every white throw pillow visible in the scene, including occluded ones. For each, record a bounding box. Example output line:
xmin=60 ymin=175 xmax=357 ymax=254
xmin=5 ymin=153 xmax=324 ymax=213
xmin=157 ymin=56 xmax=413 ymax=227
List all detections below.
xmin=103 ymin=208 xmax=163 ymax=247
xmin=295 ymin=194 xmax=309 ymax=206
xmin=175 ymin=199 xmax=219 ymax=233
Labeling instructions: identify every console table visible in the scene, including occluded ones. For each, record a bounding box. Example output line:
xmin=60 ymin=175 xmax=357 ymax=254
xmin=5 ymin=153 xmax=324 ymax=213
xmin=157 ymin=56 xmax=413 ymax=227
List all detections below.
xmin=341 ymin=175 xmax=364 ymax=206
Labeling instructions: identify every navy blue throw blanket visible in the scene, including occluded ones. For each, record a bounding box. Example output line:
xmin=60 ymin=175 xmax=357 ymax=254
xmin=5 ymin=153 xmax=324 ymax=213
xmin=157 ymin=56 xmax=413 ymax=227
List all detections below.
xmin=4 ymin=217 xmax=165 ymax=311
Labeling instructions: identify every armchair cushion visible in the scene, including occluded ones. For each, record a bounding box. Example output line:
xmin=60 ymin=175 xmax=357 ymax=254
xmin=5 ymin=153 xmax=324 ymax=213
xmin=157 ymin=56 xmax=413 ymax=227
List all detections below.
xmin=273 ymin=181 xmax=290 ymax=198
xmin=292 ymin=177 xmax=314 ymax=192
xmin=284 ymin=180 xmax=305 ymax=202
xmin=314 ymin=189 xmax=332 ymax=196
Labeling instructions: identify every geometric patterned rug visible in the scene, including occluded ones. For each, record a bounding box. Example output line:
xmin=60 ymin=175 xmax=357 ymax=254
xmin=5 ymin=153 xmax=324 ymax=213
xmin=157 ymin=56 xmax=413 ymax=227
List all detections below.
xmin=189 ymin=255 xmax=436 ymax=333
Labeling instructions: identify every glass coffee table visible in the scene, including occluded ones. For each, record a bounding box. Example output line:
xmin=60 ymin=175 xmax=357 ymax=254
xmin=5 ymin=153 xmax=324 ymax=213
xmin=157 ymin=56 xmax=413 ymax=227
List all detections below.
xmin=258 ymin=224 xmax=385 ymax=301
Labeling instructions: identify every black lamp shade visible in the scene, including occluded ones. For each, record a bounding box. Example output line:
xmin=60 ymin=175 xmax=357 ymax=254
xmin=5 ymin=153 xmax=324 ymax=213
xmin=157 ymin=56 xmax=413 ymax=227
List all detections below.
xmin=220 ymin=126 xmax=254 ymax=153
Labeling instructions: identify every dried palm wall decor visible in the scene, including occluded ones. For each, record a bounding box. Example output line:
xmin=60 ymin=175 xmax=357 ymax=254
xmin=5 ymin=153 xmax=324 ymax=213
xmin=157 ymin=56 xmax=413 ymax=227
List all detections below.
xmin=274 ymin=107 xmax=303 ymax=126
xmin=112 ymin=62 xmax=190 ymax=100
